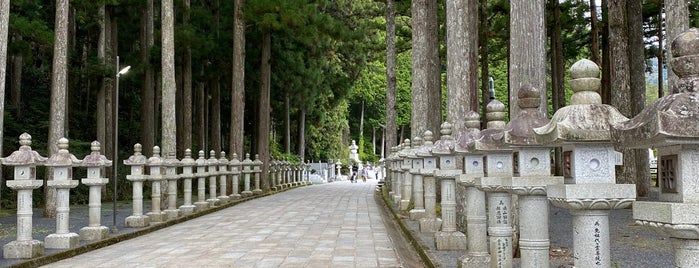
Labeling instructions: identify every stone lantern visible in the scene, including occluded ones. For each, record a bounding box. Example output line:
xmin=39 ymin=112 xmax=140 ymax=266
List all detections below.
xmin=2 ymin=133 xmax=46 ymax=259
xmin=241 ymin=153 xmax=253 ymax=196
xmin=472 ymin=99 xmax=515 ymax=268
xmin=453 ymin=111 xmax=490 ymax=267
xmin=229 ymin=153 xmax=242 ymax=199
xmin=44 ymin=138 xmax=82 ymax=249
xmin=146 ymin=146 xmax=166 ymax=223
xmin=503 ymin=85 xmax=564 ymax=267
xmin=389 ymin=146 xmax=402 ymax=204
xmin=253 ymin=154 xmax=263 ymax=195
xmin=408 ymin=136 xmax=425 ymax=219
xmin=611 ymin=28 xmax=699 ymax=268
xmin=416 ymin=131 xmax=442 ymax=233
xmin=206 ymin=150 xmax=220 ymax=205
xmin=534 ymin=59 xmax=635 ymax=268
xmin=194 ymin=150 xmax=210 ymax=211
xmin=217 ymin=152 xmax=230 ymax=203
xmin=398 ymin=138 xmax=413 ymax=211
xmin=335 ymin=159 xmax=342 ymax=182
xmin=431 ymin=122 xmax=468 ymax=250
xmin=163 ymin=151 xmax=181 ymax=221
xmin=179 ymin=149 xmax=196 ymax=216
xmin=80 ymin=141 xmax=113 ymax=241
xmin=268 ymin=157 xmax=277 ymax=190
xmin=124 ymin=144 xmax=150 ymax=227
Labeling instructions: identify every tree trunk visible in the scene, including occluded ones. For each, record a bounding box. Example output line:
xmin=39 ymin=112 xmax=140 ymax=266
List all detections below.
xmin=197 ymin=80 xmax=207 ymax=152
xmin=297 ymin=106 xmax=306 ymax=161
xmin=0 ymin=0 xmax=9 ymax=206
xmin=230 ymin=0 xmax=246 ymax=159
xmin=182 ymin=0 xmax=193 ymax=154
xmin=140 ymin=0 xmax=155 ymax=157
xmin=657 ymin=0 xmax=664 ymax=98
xmin=426 ymin=0 xmax=441 ymax=138
xmin=372 ymin=127 xmax=376 ymax=155
xmin=590 ymin=0 xmax=600 ymax=65
xmin=509 ymin=0 xmax=547 ymax=119
xmin=627 ymin=0 xmax=649 ymax=197
xmin=11 ymin=41 xmax=21 ymax=118
xmin=608 ymin=0 xmax=636 ymax=186
xmin=445 ymin=0 xmax=473 ymax=132
xmin=411 ymin=0 xmax=441 ymax=139
xmin=665 ymin=0 xmax=688 ymax=93
xmin=211 ymin=78 xmax=221 ymax=153
xmin=601 ymin=0 xmax=611 ymax=104
xmin=257 ymin=32 xmax=272 ymax=192
xmin=284 ymin=92 xmax=291 ymax=154
xmin=479 ymin=0 xmax=489 ymax=130
xmin=46 ymin=0 xmax=70 ymax=218
xmin=552 ymin=0 xmax=566 ymax=176
xmin=385 ymin=0 xmax=398 ymax=150
xmin=161 ymin=0 xmax=177 ymax=207
xmin=359 ymin=99 xmax=365 ymax=143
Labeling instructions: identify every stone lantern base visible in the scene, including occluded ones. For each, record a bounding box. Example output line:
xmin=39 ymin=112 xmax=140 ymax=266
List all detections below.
xmin=79 ymin=226 xmax=109 ymax=241
xmin=253 ymin=189 xmax=263 ymax=195
xmin=45 ymin=232 xmax=80 ymax=249
xmin=179 ymin=205 xmax=196 ymax=216
xmin=164 ymin=208 xmax=181 ymax=221
xmin=3 ymin=240 xmax=44 ymax=259
xmin=126 ymin=215 xmax=151 ymax=228
xmin=458 ymin=254 xmax=490 ymax=268
xmin=434 ymin=231 xmax=468 ymax=250
xmin=194 ymin=201 xmax=209 ymax=212
xmin=419 ymin=218 xmax=442 ymax=232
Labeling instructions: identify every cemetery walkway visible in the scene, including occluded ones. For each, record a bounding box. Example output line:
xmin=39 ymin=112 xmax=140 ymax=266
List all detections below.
xmin=41 ymin=180 xmax=413 ymax=268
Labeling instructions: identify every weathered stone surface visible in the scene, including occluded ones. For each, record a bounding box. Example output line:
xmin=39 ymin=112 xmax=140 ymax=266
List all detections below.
xmin=504 ymin=85 xmax=550 ymax=146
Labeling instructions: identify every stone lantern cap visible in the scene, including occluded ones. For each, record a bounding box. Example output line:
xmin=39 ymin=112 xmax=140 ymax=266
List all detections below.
xmin=124 ymin=143 xmax=147 ymax=166
xmin=454 ymin=111 xmax=481 ymax=154
xmin=1 ymin=133 xmax=47 ymax=166
xmin=218 ymin=152 xmax=229 ymax=166
xmin=534 ymin=59 xmax=628 ymax=145
xmin=208 ymin=150 xmax=219 ymax=166
xmin=398 ymin=139 xmax=412 ymax=158
xmin=229 ymin=153 xmax=241 ymax=168
xmin=504 ymin=85 xmax=550 ymax=146
xmin=45 ymin=138 xmax=82 ymax=167
xmin=180 ymin=149 xmax=196 ymax=167
xmin=253 ymin=154 xmax=263 ymax=166
xmin=147 ymin=146 xmax=164 ymax=166
xmin=612 ymin=28 xmax=699 ymax=148
xmin=407 ymin=136 xmax=423 ymax=159
xmin=163 ymin=151 xmax=180 ymax=167
xmin=416 ymin=131 xmax=435 ymax=157
xmin=431 ymin=122 xmax=456 ymax=156
xmin=473 ymin=99 xmax=509 ymax=151
xmin=82 ymin=141 xmax=112 ymax=167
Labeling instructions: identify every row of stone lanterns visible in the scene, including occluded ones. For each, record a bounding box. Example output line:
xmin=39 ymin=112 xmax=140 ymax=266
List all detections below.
xmin=381 ymin=36 xmax=699 ymax=267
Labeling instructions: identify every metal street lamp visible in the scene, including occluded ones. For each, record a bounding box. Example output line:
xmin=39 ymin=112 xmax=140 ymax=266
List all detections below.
xmin=113 ymin=56 xmax=130 ymax=233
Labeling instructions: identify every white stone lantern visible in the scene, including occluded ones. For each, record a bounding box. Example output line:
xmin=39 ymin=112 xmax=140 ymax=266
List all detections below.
xmin=431 ymin=122 xmax=468 ymax=250
xmin=241 ymin=153 xmax=254 ymax=196
xmin=398 ymin=139 xmax=413 ymax=211
xmin=534 ymin=59 xmax=635 ymax=268
xmin=124 ymin=143 xmax=150 ymax=227
xmin=206 ymin=150 xmax=220 ymax=205
xmin=179 ymin=149 xmax=196 ymax=216
xmin=217 ymin=152 xmax=231 ymax=203
xmin=146 ymin=146 xmax=166 ymax=223
xmin=229 ymin=153 xmax=242 ymax=199
xmin=2 ymin=133 xmax=46 ymax=259
xmin=253 ymin=154 xmax=263 ymax=194
xmin=611 ymin=28 xmax=699 ymax=268
xmin=408 ymin=136 xmax=425 ymax=220
xmin=80 ymin=141 xmax=113 ymax=241
xmin=163 ymin=151 xmax=181 ymax=220
xmin=416 ymin=131 xmax=442 ymax=233
xmin=194 ymin=150 xmax=210 ymax=211
xmin=453 ymin=111 xmax=490 ymax=267
xmin=44 ymin=137 xmax=81 ymax=249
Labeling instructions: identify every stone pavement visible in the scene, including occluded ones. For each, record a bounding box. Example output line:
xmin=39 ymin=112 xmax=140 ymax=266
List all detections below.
xmin=40 ymin=180 xmax=405 ymax=268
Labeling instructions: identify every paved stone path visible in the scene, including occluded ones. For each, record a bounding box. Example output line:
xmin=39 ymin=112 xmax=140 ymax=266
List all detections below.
xmin=43 ymin=181 xmax=402 ymax=268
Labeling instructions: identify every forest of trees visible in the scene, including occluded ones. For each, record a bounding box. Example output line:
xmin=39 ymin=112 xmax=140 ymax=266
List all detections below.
xmin=0 ymin=1 xmax=698 ymax=210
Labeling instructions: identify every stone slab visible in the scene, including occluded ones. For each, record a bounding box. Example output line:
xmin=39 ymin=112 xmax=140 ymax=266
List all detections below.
xmin=45 ymin=232 xmax=80 ymax=249
xmin=419 ymin=218 xmax=442 ymax=233
xmin=458 ymin=254 xmax=490 ymax=268
xmin=79 ymin=226 xmax=109 ymax=241
xmin=409 ymin=209 xmax=426 ymax=221
xmin=3 ymin=240 xmax=44 ymax=259
xmin=125 ymin=215 xmax=150 ymax=228
xmin=547 ymin=183 xmax=636 ymax=200
xmin=434 ymin=231 xmax=468 ymax=250
xmin=633 ymin=201 xmax=699 ymax=224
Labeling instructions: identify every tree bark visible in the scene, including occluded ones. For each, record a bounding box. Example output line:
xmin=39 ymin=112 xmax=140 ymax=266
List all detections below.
xmin=230 ymin=0 xmax=246 ymax=158
xmin=601 ymin=0 xmax=611 ymax=104
xmin=509 ymin=0 xmax=547 ymax=119
xmin=10 ymin=38 xmax=21 ymax=118
xmin=590 ymin=0 xmax=600 ymax=65
xmin=359 ymin=99 xmax=365 ymax=145
xmin=211 ymin=78 xmax=221 ymax=153
xmin=182 ymin=0 xmax=193 ymax=154
xmin=385 ymin=0 xmax=398 ymax=150
xmin=161 ymin=0 xmax=177 ymax=156
xmin=140 ymin=0 xmax=155 ymax=157
xmin=297 ymin=105 xmax=306 ymax=161
xmin=627 ymin=0 xmax=649 ymax=197
xmin=197 ymin=80 xmax=207 ymax=152
xmin=445 ymin=0 xmax=473 ymax=132
xmin=284 ymin=92 xmax=291 ymax=154
xmin=665 ymin=0 xmax=689 ymax=93
xmin=411 ymin=0 xmax=440 ymax=139
xmin=657 ymin=0 xmax=664 ymax=98
xmin=552 ymin=0 xmax=565 ymax=176
xmin=426 ymin=0 xmax=441 ymax=138
xmin=0 ymin=0 xmax=9 ymax=205
xmin=479 ymin=0 xmax=489 ymax=130
xmin=46 ymin=0 xmax=70 ymax=218
xmin=257 ymin=32 xmax=272 ymax=192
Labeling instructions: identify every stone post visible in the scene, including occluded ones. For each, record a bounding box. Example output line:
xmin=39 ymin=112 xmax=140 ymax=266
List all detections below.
xmin=194 ymin=150 xmax=210 ymax=212
xmin=386 ymin=146 xmax=397 ymax=199
xmin=229 ymin=153 xmax=242 ymax=199
xmin=399 ymin=139 xmax=413 ymax=211
xmin=80 ymin=141 xmax=112 ymax=241
xmin=328 ymin=158 xmax=334 ymax=182
xmin=611 ymin=28 xmax=699 ymax=268
xmin=253 ymin=154 xmax=263 ymax=194
xmin=146 ymin=146 xmax=166 ymax=223
xmin=268 ymin=157 xmax=277 ymax=190
xmin=409 ymin=136 xmax=426 ymax=220
xmin=277 ymin=159 xmax=285 ymax=188
xmin=44 ymin=138 xmax=81 ymax=249
xmin=417 ymin=131 xmax=442 ymax=232
xmin=217 ymin=152 xmax=230 ymax=203
xmin=2 ymin=133 xmax=46 ymax=259
xmin=241 ymin=153 xmax=253 ymax=196
xmin=503 ymin=86 xmax=564 ymax=268
xmin=534 ymin=59 xmax=635 ymax=268
xmin=335 ymin=159 xmax=342 ymax=182
xmin=124 ymin=144 xmax=150 ymax=228
xmin=431 ymin=122 xmax=468 ymax=250
xmin=163 ymin=152 xmax=181 ymax=221
xmin=454 ymin=111 xmax=490 ymax=268
xmin=206 ymin=150 xmax=220 ymax=206
xmin=473 ymin=100 xmax=515 ymax=268
xmin=392 ymin=145 xmax=403 ymax=205
xmin=179 ymin=149 xmax=196 ymax=216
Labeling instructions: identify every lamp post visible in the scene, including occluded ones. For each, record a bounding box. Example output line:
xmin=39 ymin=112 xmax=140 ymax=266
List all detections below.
xmin=113 ymin=56 xmax=130 ymax=233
